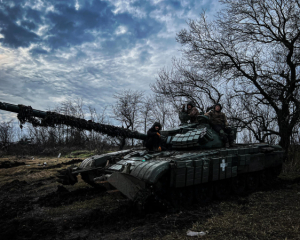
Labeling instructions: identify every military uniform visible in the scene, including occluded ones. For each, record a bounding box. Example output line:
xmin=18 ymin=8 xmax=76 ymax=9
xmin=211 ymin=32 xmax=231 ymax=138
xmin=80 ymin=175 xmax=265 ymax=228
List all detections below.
xmin=205 ymin=103 xmax=234 ymax=146
xmin=146 ymin=122 xmax=162 ymax=151
xmin=182 ymin=101 xmax=200 ymax=123
xmin=205 ymin=111 xmax=228 ymax=127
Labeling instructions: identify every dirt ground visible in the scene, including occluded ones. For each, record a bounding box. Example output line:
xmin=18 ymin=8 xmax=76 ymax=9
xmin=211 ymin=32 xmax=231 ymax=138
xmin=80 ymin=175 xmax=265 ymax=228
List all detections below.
xmin=0 ymin=156 xmax=299 ymax=240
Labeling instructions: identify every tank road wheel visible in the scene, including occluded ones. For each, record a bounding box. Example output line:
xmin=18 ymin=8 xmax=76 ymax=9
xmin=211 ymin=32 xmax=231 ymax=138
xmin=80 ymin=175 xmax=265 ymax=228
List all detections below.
xmin=194 ymin=183 xmax=213 ymax=205
xmin=231 ymin=175 xmax=246 ymax=196
xmin=246 ymin=172 xmax=259 ymax=193
xmin=214 ymin=180 xmax=231 ymax=200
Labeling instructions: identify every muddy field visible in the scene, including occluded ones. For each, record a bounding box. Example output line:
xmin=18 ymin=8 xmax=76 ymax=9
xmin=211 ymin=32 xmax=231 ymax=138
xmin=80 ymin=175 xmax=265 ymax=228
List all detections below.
xmin=0 ymin=156 xmax=299 ymax=240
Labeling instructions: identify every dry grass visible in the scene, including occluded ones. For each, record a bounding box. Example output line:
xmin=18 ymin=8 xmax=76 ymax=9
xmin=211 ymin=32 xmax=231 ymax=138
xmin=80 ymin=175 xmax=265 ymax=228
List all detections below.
xmin=0 ymin=156 xmax=81 ymax=187
xmin=152 ymin=182 xmax=300 ymax=240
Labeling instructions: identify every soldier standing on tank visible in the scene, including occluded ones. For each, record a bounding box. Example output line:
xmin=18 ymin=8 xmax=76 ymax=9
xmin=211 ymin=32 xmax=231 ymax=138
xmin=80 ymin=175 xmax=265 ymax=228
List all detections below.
xmin=181 ymin=101 xmax=200 ymax=123
xmin=205 ymin=103 xmax=235 ymax=147
xmin=146 ymin=122 xmax=162 ymax=151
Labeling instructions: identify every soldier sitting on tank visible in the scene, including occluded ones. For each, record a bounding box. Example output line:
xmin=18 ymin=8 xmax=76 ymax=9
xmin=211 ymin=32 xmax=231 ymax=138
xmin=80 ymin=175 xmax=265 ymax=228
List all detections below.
xmin=205 ymin=103 xmax=234 ymax=147
xmin=181 ymin=101 xmax=200 ymax=123
xmin=145 ymin=122 xmax=162 ymax=151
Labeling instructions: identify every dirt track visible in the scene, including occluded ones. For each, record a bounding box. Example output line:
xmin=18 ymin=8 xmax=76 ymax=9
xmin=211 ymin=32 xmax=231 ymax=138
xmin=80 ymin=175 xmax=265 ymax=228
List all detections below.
xmin=0 ymin=157 xmax=299 ymax=240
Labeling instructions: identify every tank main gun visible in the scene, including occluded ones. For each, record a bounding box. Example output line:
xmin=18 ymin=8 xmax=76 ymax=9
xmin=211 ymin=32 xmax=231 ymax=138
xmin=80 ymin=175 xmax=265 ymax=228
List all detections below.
xmin=0 ymin=101 xmax=147 ymax=140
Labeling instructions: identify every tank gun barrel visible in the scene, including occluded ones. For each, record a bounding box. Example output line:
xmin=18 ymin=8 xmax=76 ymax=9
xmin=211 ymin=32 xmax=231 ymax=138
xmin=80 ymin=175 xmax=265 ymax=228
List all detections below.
xmin=0 ymin=101 xmax=147 ymax=140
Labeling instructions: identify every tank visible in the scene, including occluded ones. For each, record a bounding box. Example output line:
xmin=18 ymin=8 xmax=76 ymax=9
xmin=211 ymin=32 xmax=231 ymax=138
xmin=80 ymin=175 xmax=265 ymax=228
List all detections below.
xmin=0 ymin=101 xmax=285 ymax=208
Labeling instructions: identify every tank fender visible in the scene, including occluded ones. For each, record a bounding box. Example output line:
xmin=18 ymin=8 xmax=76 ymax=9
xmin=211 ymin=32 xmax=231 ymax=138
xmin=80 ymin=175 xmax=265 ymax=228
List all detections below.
xmin=79 ymin=149 xmax=133 ymax=169
xmin=79 ymin=155 xmax=109 ymax=169
xmin=130 ymin=161 xmax=170 ymax=184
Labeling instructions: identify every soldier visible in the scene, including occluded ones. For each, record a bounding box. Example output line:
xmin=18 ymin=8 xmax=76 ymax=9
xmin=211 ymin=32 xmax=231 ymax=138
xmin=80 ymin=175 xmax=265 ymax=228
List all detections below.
xmin=145 ymin=122 xmax=162 ymax=151
xmin=205 ymin=103 xmax=234 ymax=147
xmin=181 ymin=101 xmax=200 ymax=123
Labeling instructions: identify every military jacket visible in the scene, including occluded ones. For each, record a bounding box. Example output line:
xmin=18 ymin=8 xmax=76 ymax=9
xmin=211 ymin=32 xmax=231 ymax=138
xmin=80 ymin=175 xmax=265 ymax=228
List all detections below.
xmin=204 ymin=110 xmax=228 ymax=126
xmin=182 ymin=107 xmax=199 ymax=123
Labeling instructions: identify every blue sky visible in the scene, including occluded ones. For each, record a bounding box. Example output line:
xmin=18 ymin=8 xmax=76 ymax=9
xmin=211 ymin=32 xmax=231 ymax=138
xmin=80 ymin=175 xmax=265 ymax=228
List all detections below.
xmin=0 ymin=0 xmax=221 ymax=122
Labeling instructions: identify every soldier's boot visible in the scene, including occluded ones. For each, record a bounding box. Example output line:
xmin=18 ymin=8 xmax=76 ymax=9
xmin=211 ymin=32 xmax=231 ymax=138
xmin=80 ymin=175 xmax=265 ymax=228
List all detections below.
xmin=225 ymin=142 xmax=230 ymax=148
xmin=229 ymin=142 xmax=235 ymax=147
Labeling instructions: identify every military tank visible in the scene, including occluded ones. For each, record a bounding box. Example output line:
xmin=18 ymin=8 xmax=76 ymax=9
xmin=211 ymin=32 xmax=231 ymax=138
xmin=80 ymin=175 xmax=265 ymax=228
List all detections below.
xmin=0 ymin=101 xmax=285 ymax=208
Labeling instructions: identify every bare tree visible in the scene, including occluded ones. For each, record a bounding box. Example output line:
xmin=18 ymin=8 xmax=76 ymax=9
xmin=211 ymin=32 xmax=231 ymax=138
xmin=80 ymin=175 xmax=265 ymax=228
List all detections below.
xmin=0 ymin=120 xmax=15 ymax=150
xmin=149 ymin=94 xmax=181 ymax=130
xmin=224 ymin=94 xmax=279 ymax=144
xmin=27 ymin=125 xmax=48 ymax=146
xmin=140 ymin=96 xmax=154 ymax=133
xmin=152 ymin=59 xmax=223 ymax=113
xmin=87 ymin=105 xmax=116 ymax=151
xmin=113 ymin=90 xmax=144 ymax=147
xmin=56 ymin=97 xmax=87 ymax=146
xmin=160 ymin=0 xmax=300 ymax=149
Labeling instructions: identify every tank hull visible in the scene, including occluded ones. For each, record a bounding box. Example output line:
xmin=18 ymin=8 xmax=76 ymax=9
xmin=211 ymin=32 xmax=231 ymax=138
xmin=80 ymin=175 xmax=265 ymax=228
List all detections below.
xmin=60 ymin=143 xmax=284 ymax=207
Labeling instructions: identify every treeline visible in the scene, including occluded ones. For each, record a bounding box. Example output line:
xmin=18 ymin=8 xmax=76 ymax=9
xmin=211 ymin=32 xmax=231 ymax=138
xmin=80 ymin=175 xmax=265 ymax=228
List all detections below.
xmin=0 ymin=90 xmax=300 ymax=157
xmin=1 ymin=90 xmax=299 ymax=157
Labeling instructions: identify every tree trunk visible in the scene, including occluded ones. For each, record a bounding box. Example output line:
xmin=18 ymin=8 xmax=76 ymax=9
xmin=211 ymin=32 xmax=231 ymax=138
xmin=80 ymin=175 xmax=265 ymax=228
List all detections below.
xmin=119 ymin=137 xmax=126 ymax=150
xmin=277 ymin=115 xmax=292 ymax=150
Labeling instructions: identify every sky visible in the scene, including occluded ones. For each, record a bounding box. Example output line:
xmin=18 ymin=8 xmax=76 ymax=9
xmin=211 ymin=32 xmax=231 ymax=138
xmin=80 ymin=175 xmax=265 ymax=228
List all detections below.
xmin=0 ymin=0 xmax=222 ymax=123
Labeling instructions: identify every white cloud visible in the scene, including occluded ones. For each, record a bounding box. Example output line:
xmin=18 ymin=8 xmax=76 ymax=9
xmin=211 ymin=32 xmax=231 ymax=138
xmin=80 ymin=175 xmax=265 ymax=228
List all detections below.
xmin=45 ymin=4 xmax=55 ymax=13
xmin=115 ymin=25 xmax=127 ymax=35
xmin=75 ymin=0 xmax=80 ymax=10
xmin=28 ymin=0 xmax=45 ymax=10
xmin=49 ymin=96 xmax=68 ymax=103
xmin=36 ymin=25 xmax=49 ymax=37
xmin=108 ymin=0 xmax=147 ymax=18
xmin=151 ymin=0 xmax=163 ymax=5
